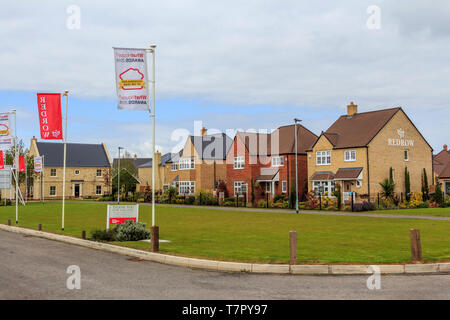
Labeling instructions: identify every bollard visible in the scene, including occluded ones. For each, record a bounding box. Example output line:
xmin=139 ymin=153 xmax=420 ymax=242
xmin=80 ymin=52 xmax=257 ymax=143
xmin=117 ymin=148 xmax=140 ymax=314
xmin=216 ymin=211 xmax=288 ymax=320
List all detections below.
xmin=38 ymin=224 xmax=42 ymax=231
xmin=8 ymin=219 xmax=11 ymax=226
xmin=82 ymin=230 xmax=86 ymax=240
xmin=410 ymin=229 xmax=422 ymax=262
xmin=150 ymin=226 xmax=159 ymax=252
xmin=289 ymin=231 xmax=297 ymax=265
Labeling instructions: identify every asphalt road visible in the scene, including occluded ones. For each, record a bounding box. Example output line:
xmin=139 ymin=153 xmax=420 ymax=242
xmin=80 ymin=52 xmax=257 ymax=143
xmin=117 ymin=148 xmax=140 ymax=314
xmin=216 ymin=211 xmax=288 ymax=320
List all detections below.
xmin=0 ymin=230 xmax=449 ymax=300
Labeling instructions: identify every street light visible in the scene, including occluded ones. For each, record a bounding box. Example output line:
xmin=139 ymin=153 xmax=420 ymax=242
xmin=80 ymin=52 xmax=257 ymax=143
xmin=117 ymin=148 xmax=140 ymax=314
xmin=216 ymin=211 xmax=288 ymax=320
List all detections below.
xmin=117 ymin=147 xmax=124 ymax=204
xmin=294 ymin=118 xmax=302 ymax=214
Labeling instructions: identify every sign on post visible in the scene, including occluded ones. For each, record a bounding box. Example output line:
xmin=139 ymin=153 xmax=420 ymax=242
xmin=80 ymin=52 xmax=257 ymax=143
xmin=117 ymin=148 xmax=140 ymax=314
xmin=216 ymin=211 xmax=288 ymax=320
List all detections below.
xmin=106 ymin=204 xmax=139 ymax=229
xmin=0 ymin=165 xmax=12 ymax=189
xmin=0 ymin=113 xmax=12 ymax=151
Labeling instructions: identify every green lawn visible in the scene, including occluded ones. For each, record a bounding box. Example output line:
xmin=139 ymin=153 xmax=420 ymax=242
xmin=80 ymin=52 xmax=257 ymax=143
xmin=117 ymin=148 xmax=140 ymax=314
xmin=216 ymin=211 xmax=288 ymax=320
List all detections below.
xmin=1 ymin=202 xmax=449 ymax=264
xmin=368 ymin=207 xmax=450 ymax=217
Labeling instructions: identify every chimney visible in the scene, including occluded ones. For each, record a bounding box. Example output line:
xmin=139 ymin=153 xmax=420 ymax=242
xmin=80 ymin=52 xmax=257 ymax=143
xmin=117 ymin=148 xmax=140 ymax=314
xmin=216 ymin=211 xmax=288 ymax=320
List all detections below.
xmin=347 ymin=102 xmax=358 ymax=117
xmin=154 ymin=151 xmax=161 ymax=165
xmin=444 ymin=144 xmax=448 ymax=151
xmin=201 ymin=127 xmax=207 ymax=136
xmin=134 ymin=153 xmax=137 ymax=159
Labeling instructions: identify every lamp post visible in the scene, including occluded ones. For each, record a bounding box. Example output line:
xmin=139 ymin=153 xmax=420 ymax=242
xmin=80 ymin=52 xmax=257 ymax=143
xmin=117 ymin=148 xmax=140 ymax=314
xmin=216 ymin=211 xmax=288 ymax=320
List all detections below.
xmin=294 ymin=118 xmax=302 ymax=214
xmin=117 ymin=147 xmax=123 ymax=204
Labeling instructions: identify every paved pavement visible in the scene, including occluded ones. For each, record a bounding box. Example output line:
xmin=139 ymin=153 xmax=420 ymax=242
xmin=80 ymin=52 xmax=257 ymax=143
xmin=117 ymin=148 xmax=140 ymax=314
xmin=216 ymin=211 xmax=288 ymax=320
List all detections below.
xmin=0 ymin=230 xmax=449 ymax=300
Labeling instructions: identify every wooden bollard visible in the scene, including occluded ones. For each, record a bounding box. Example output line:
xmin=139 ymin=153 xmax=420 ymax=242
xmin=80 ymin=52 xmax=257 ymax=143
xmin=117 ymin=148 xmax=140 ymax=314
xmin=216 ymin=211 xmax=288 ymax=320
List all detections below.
xmin=82 ymin=230 xmax=86 ymax=240
xmin=151 ymin=226 xmax=159 ymax=252
xmin=38 ymin=224 xmax=42 ymax=231
xmin=289 ymin=230 xmax=297 ymax=265
xmin=8 ymin=219 xmax=11 ymax=226
xmin=410 ymin=229 xmax=422 ymax=262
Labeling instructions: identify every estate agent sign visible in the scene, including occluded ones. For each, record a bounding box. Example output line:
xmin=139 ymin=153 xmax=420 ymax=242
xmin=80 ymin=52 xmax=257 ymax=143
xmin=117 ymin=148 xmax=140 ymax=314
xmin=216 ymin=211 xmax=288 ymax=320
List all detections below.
xmin=0 ymin=113 xmax=12 ymax=150
xmin=106 ymin=204 xmax=139 ymax=229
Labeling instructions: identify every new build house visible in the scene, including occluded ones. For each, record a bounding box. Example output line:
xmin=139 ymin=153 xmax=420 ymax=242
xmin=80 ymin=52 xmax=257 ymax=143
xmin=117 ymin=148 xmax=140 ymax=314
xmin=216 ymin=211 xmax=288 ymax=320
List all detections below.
xmin=307 ymin=103 xmax=434 ymax=202
xmin=434 ymin=144 xmax=450 ymax=196
xmin=226 ymin=124 xmax=318 ymax=204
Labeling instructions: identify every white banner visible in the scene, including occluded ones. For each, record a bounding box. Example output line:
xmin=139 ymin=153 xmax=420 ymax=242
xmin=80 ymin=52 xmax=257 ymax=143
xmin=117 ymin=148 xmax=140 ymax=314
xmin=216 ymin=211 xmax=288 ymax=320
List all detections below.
xmin=0 ymin=165 xmax=12 ymax=189
xmin=0 ymin=113 xmax=12 ymax=151
xmin=113 ymin=48 xmax=150 ymax=111
xmin=34 ymin=156 xmax=42 ymax=173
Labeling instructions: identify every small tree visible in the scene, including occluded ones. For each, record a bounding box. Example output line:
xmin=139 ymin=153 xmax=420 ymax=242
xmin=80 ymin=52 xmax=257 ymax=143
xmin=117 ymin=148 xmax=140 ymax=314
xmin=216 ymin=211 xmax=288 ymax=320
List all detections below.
xmin=389 ymin=167 xmax=394 ymax=184
xmin=333 ymin=183 xmax=342 ymax=211
xmin=405 ymin=167 xmax=411 ymax=201
xmin=434 ymin=177 xmax=444 ymax=206
xmin=422 ymin=168 xmax=429 ymax=201
xmin=250 ymin=179 xmax=255 ymax=206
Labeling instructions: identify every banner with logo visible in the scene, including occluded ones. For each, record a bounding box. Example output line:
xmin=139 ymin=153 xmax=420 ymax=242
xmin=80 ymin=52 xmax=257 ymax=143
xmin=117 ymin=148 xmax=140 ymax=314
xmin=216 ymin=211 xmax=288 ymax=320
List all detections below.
xmin=18 ymin=155 xmax=25 ymax=173
xmin=113 ymin=48 xmax=150 ymax=111
xmin=37 ymin=93 xmax=63 ymax=140
xmin=0 ymin=150 xmax=4 ymax=170
xmin=106 ymin=204 xmax=139 ymax=229
xmin=34 ymin=156 xmax=42 ymax=173
xmin=0 ymin=113 xmax=13 ymax=150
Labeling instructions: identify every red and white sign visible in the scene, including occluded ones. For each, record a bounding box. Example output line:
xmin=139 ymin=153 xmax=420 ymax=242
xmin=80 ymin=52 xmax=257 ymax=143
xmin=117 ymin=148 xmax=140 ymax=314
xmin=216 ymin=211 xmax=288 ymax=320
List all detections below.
xmin=106 ymin=204 xmax=139 ymax=229
xmin=18 ymin=155 xmax=25 ymax=173
xmin=0 ymin=150 xmax=4 ymax=170
xmin=37 ymin=93 xmax=63 ymax=140
xmin=0 ymin=113 xmax=12 ymax=150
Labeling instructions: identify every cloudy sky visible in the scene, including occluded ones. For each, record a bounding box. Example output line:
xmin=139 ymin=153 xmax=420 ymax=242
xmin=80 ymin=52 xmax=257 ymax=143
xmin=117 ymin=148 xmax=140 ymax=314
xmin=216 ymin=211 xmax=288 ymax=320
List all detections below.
xmin=0 ymin=0 xmax=448 ymax=157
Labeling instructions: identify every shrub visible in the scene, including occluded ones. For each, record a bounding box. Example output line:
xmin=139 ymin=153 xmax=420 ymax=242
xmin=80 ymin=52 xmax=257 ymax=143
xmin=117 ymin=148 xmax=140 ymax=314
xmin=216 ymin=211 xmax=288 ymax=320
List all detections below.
xmin=409 ymin=192 xmax=424 ymax=208
xmin=353 ymin=201 xmax=376 ymax=212
xmin=185 ymin=196 xmax=195 ymax=205
xmin=272 ymin=201 xmax=289 ymax=209
xmin=429 ymin=201 xmax=440 ymax=208
xmin=115 ymin=220 xmax=150 ymax=241
xmin=0 ymin=199 xmax=12 ymax=206
xmin=273 ymin=194 xmax=286 ymax=203
xmin=90 ymin=228 xmax=117 ymax=241
xmin=221 ymin=197 xmax=235 ymax=207
xmin=257 ymin=200 xmax=267 ymax=208
xmin=305 ymin=191 xmax=319 ymax=209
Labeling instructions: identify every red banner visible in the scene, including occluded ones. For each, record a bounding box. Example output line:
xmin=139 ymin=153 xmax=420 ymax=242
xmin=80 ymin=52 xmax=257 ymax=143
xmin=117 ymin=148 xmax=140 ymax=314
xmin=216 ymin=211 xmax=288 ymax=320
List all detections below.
xmin=109 ymin=217 xmax=136 ymax=225
xmin=37 ymin=93 xmax=63 ymax=140
xmin=18 ymin=155 xmax=25 ymax=173
xmin=0 ymin=150 xmax=4 ymax=170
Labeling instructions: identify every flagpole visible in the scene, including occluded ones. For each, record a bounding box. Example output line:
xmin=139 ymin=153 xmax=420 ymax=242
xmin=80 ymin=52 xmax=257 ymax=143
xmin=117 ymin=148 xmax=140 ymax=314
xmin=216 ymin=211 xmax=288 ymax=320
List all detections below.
xmin=62 ymin=91 xmax=68 ymax=231
xmin=13 ymin=110 xmax=18 ymax=224
xmin=42 ymin=155 xmax=45 ymax=203
xmin=150 ymin=45 xmax=156 ymax=228
xmin=25 ymin=155 xmax=27 ymax=202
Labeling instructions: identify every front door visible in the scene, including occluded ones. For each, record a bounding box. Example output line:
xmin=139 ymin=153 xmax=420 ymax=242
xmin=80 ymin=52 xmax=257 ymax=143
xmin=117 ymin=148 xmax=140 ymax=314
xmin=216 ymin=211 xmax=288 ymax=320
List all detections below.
xmin=445 ymin=181 xmax=450 ymax=197
xmin=74 ymin=184 xmax=80 ymax=198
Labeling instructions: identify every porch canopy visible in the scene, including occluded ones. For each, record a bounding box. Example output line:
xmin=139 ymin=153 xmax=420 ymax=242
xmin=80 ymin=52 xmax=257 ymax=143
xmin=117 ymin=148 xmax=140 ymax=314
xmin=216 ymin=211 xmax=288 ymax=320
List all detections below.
xmin=256 ymin=168 xmax=279 ymax=182
xmin=334 ymin=167 xmax=363 ymax=180
xmin=310 ymin=171 xmax=334 ymax=181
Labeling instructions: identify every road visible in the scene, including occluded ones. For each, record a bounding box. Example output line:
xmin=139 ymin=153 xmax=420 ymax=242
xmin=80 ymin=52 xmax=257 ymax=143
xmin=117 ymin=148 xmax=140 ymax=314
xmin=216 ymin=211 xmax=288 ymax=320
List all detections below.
xmin=0 ymin=230 xmax=449 ymax=300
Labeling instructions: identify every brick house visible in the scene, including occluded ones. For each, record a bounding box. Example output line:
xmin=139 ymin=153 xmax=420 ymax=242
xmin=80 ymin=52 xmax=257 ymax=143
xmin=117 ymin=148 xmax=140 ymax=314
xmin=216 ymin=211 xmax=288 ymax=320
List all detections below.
xmin=28 ymin=137 xmax=112 ymax=199
xmin=433 ymin=144 xmax=450 ymax=196
xmin=226 ymin=124 xmax=318 ymax=204
xmin=307 ymin=102 xmax=434 ymax=203
xmin=136 ymin=151 xmax=180 ymax=192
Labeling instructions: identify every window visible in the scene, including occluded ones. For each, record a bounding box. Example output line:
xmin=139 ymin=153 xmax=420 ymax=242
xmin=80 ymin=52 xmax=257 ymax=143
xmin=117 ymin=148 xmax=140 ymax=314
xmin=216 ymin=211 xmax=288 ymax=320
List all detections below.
xmin=50 ymin=186 xmax=56 ymax=196
xmin=234 ymin=181 xmax=243 ymax=195
xmin=96 ymin=169 xmax=102 ymax=177
xmin=171 ymin=163 xmax=178 ymax=171
xmin=96 ymin=185 xmax=102 ymax=195
xmin=356 ymin=180 xmax=361 ymax=188
xmin=392 ymin=169 xmax=395 ymax=182
xmin=344 ymin=150 xmax=356 ymax=162
xmin=312 ymin=180 xmax=335 ymax=195
xmin=266 ymin=183 xmax=271 ymax=192
xmin=404 ymin=150 xmax=409 ymax=161
xmin=179 ymin=157 xmax=195 ymax=170
xmin=50 ymin=169 xmax=56 ymax=177
xmin=316 ymin=150 xmax=331 ymax=165
xmin=179 ymin=181 xmax=195 ymax=195
xmin=234 ymin=156 xmax=244 ymax=169
xmin=272 ymin=156 xmax=284 ymax=167
xmin=282 ymin=181 xmax=287 ymax=193
xmin=75 ymin=170 xmax=80 ymax=175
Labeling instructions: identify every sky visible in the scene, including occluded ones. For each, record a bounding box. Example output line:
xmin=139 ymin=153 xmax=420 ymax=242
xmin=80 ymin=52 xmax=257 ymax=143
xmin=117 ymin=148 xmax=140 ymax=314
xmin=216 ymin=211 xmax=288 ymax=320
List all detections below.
xmin=0 ymin=0 xmax=449 ymax=158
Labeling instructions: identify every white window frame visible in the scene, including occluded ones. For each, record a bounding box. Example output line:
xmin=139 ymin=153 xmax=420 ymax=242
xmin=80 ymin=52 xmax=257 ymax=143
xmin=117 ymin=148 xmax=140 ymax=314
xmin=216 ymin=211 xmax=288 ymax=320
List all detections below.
xmin=179 ymin=157 xmax=195 ymax=170
xmin=50 ymin=169 xmax=57 ymax=177
xmin=266 ymin=182 xmax=271 ymax=193
xmin=404 ymin=150 xmax=409 ymax=161
xmin=316 ymin=150 xmax=331 ymax=166
xmin=234 ymin=181 xmax=243 ymax=196
xmin=271 ymin=156 xmax=284 ymax=167
xmin=171 ymin=163 xmax=178 ymax=171
xmin=344 ymin=150 xmax=356 ymax=162
xmin=234 ymin=156 xmax=244 ymax=169
xmin=96 ymin=185 xmax=102 ymax=195
xmin=96 ymin=169 xmax=102 ymax=177
xmin=282 ymin=181 xmax=287 ymax=193
xmin=179 ymin=181 xmax=195 ymax=195
xmin=312 ymin=180 xmax=335 ymax=195
xmin=356 ymin=180 xmax=361 ymax=188
xmin=49 ymin=186 xmax=56 ymax=196
xmin=75 ymin=169 xmax=80 ymax=175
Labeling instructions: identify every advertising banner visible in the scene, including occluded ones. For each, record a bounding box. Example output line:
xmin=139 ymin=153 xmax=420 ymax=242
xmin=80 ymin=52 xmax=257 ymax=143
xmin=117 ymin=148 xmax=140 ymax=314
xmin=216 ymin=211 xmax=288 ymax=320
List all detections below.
xmin=113 ymin=48 xmax=150 ymax=111
xmin=0 ymin=150 xmax=4 ymax=170
xmin=34 ymin=156 xmax=42 ymax=173
xmin=0 ymin=165 xmax=12 ymax=189
xmin=37 ymin=93 xmax=63 ymax=140
xmin=106 ymin=204 xmax=139 ymax=229
xmin=0 ymin=113 xmax=12 ymax=151
xmin=18 ymin=155 xmax=25 ymax=173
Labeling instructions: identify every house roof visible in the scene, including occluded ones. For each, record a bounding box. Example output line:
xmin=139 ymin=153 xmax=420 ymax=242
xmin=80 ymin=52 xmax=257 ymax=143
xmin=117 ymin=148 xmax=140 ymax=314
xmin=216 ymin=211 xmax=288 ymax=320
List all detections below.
xmin=434 ymin=147 xmax=450 ymax=177
xmin=190 ymin=133 xmax=233 ymax=160
xmin=236 ymin=124 xmax=318 ymax=156
xmin=334 ymin=167 xmax=363 ymax=180
xmin=315 ymin=107 xmax=401 ymax=149
xmin=256 ymin=169 xmax=279 ymax=182
xmin=113 ymin=157 xmax=152 ymax=168
xmin=310 ymin=171 xmax=335 ymax=181
xmin=439 ymin=163 xmax=450 ymax=179
xmin=138 ymin=151 xmax=182 ymax=168
xmin=36 ymin=142 xmax=110 ymax=168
